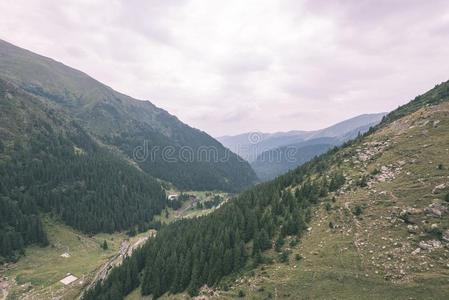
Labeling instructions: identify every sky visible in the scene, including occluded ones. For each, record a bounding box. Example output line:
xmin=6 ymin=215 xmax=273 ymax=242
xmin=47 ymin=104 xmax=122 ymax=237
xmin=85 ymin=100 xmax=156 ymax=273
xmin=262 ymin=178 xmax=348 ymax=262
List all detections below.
xmin=1 ymin=0 xmax=449 ymax=137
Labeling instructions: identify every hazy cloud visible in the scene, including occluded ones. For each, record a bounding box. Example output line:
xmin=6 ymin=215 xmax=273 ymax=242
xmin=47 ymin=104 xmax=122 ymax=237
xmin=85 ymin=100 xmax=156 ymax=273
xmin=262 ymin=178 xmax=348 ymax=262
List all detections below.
xmin=1 ymin=0 xmax=449 ymax=136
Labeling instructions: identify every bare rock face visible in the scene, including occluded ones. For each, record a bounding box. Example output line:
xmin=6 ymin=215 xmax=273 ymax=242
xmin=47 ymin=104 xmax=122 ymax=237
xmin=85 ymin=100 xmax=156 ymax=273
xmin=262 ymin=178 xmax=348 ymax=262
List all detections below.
xmin=407 ymin=225 xmax=419 ymax=234
xmin=432 ymin=183 xmax=447 ymax=194
xmin=442 ymin=230 xmax=449 ymax=242
xmin=418 ymin=240 xmax=442 ymax=251
xmin=425 ymin=203 xmax=448 ymax=218
xmin=197 ymin=285 xmax=219 ymax=298
xmin=411 ymin=248 xmax=421 ymax=255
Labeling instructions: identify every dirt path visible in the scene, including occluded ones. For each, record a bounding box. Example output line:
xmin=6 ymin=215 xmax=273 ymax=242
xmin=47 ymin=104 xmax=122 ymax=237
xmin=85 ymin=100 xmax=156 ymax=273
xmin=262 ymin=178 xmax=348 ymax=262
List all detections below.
xmin=1 ymin=289 xmax=8 ymax=300
xmin=0 ymin=278 xmax=9 ymax=300
xmin=78 ymin=232 xmax=155 ymax=299
xmin=78 ymin=241 xmax=129 ymax=299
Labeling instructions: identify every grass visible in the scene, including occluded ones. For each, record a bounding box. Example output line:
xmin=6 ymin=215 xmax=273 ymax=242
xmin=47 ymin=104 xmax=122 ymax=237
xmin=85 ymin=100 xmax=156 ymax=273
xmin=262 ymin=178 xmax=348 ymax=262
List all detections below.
xmin=155 ymin=191 xmax=230 ymax=224
xmin=182 ymin=102 xmax=449 ymax=300
xmin=2 ymin=217 xmax=126 ymax=300
xmin=2 ymin=190 xmax=228 ymax=300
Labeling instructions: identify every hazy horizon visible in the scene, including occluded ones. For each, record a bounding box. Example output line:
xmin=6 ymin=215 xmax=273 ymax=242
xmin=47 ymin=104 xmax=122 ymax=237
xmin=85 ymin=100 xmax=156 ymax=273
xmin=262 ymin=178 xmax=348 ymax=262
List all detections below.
xmin=2 ymin=0 xmax=449 ymax=136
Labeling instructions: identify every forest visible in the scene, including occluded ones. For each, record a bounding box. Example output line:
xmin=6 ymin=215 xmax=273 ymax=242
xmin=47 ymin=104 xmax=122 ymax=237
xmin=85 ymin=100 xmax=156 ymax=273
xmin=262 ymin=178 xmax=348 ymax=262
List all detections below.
xmin=0 ymin=80 xmax=167 ymax=262
xmin=82 ymin=144 xmax=347 ymax=299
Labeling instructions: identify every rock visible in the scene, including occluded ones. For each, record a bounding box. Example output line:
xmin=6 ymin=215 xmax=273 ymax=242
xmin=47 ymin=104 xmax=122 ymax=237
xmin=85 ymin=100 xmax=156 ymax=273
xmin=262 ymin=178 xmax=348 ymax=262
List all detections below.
xmin=433 ymin=183 xmax=447 ymax=194
xmin=407 ymin=225 xmax=419 ymax=234
xmin=397 ymin=160 xmax=406 ymax=167
xmin=425 ymin=203 xmax=448 ymax=218
xmin=418 ymin=240 xmax=442 ymax=251
xmin=442 ymin=230 xmax=449 ymax=242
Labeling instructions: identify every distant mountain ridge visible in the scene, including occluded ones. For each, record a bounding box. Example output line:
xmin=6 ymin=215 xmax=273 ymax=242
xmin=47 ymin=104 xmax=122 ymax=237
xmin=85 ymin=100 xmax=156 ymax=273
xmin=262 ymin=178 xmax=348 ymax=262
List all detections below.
xmin=0 ymin=39 xmax=257 ymax=191
xmin=217 ymin=113 xmax=386 ymax=163
xmin=218 ymin=113 xmax=386 ymax=181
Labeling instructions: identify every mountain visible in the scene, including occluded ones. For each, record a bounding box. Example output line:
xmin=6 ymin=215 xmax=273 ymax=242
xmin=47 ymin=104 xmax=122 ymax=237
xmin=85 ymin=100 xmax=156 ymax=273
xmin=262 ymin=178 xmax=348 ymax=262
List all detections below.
xmin=0 ymin=39 xmax=256 ymax=262
xmin=0 ymin=78 xmax=166 ymax=261
xmin=251 ymin=117 xmax=386 ymax=181
xmin=0 ymin=39 xmax=257 ymax=192
xmin=251 ymin=140 xmax=335 ymax=181
xmin=84 ymin=81 xmax=449 ymax=299
xmin=217 ymin=113 xmax=386 ymax=163
xmin=219 ymin=113 xmax=385 ymax=181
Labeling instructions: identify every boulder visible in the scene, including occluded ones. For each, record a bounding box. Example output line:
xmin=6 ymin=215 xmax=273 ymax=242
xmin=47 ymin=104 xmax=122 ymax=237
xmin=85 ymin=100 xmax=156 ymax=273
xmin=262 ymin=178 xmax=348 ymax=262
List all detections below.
xmin=418 ymin=240 xmax=442 ymax=251
xmin=425 ymin=203 xmax=448 ymax=218
xmin=407 ymin=225 xmax=419 ymax=234
xmin=433 ymin=183 xmax=447 ymax=194
xmin=442 ymin=230 xmax=449 ymax=242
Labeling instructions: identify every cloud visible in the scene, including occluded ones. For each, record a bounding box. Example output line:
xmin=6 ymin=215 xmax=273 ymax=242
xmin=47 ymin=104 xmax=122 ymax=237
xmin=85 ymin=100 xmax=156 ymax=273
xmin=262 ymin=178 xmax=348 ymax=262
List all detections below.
xmin=1 ymin=0 xmax=449 ymax=136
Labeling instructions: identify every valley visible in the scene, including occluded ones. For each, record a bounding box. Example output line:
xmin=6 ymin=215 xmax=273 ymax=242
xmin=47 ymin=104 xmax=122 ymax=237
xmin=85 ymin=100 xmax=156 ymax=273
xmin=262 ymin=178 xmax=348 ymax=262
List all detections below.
xmin=0 ymin=192 xmax=228 ymax=300
xmin=84 ymin=81 xmax=449 ymax=299
xmin=1 ymin=3 xmax=449 ymax=298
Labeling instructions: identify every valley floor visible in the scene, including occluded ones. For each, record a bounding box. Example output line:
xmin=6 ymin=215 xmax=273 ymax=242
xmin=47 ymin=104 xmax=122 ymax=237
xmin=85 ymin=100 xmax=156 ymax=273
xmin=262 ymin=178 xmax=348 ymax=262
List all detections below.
xmin=0 ymin=191 xmax=228 ymax=300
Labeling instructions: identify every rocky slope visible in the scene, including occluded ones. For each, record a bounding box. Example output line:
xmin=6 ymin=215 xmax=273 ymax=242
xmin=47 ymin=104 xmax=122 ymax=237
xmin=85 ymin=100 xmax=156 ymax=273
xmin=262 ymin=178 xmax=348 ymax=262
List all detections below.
xmin=210 ymin=92 xmax=449 ymax=299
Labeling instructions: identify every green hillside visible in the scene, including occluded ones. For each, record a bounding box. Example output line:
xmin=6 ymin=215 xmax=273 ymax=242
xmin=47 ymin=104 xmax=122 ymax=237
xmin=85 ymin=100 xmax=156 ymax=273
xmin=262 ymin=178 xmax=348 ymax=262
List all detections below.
xmin=83 ymin=80 xmax=449 ymax=299
xmin=0 ymin=78 xmax=165 ymax=262
xmin=220 ymin=91 xmax=449 ymax=299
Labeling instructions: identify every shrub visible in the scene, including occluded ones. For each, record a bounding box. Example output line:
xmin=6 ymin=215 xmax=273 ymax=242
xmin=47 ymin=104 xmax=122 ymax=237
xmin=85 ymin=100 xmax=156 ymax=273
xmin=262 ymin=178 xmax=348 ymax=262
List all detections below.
xmin=279 ymin=250 xmax=290 ymax=263
xmin=275 ymin=237 xmax=285 ymax=252
xmin=445 ymin=193 xmax=449 ymax=203
xmin=353 ymin=205 xmax=363 ymax=216
xmin=295 ymin=254 xmax=303 ymax=261
xmin=101 ymin=240 xmax=108 ymax=250
xmin=325 ymin=202 xmax=332 ymax=212
xmin=357 ymin=176 xmax=368 ymax=187
xmin=371 ymin=168 xmax=380 ymax=175
xmin=289 ymin=238 xmax=299 ymax=247
xmin=424 ymin=224 xmax=443 ymax=239
xmin=238 ymin=290 xmax=246 ymax=298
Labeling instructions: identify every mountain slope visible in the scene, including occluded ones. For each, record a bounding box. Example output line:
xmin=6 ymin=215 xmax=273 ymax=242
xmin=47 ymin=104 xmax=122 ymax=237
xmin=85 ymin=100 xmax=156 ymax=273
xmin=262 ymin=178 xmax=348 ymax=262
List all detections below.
xmin=250 ymin=115 xmax=385 ymax=181
xmin=0 ymin=39 xmax=257 ymax=192
xmin=223 ymin=88 xmax=449 ymax=299
xmin=0 ymin=78 xmax=166 ymax=262
xmin=218 ymin=113 xmax=386 ymax=163
xmin=83 ymin=80 xmax=449 ymax=299
xmin=251 ymin=140 xmax=335 ymax=181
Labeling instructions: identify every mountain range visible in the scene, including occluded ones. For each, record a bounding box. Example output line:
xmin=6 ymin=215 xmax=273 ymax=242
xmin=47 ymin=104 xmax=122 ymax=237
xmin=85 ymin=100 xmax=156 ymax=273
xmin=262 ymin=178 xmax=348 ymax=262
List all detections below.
xmin=218 ymin=113 xmax=386 ymax=180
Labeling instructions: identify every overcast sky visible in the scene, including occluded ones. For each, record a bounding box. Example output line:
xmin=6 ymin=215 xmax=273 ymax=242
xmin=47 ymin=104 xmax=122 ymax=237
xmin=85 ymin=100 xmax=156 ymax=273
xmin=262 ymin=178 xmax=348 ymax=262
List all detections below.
xmin=1 ymin=0 xmax=449 ymax=136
